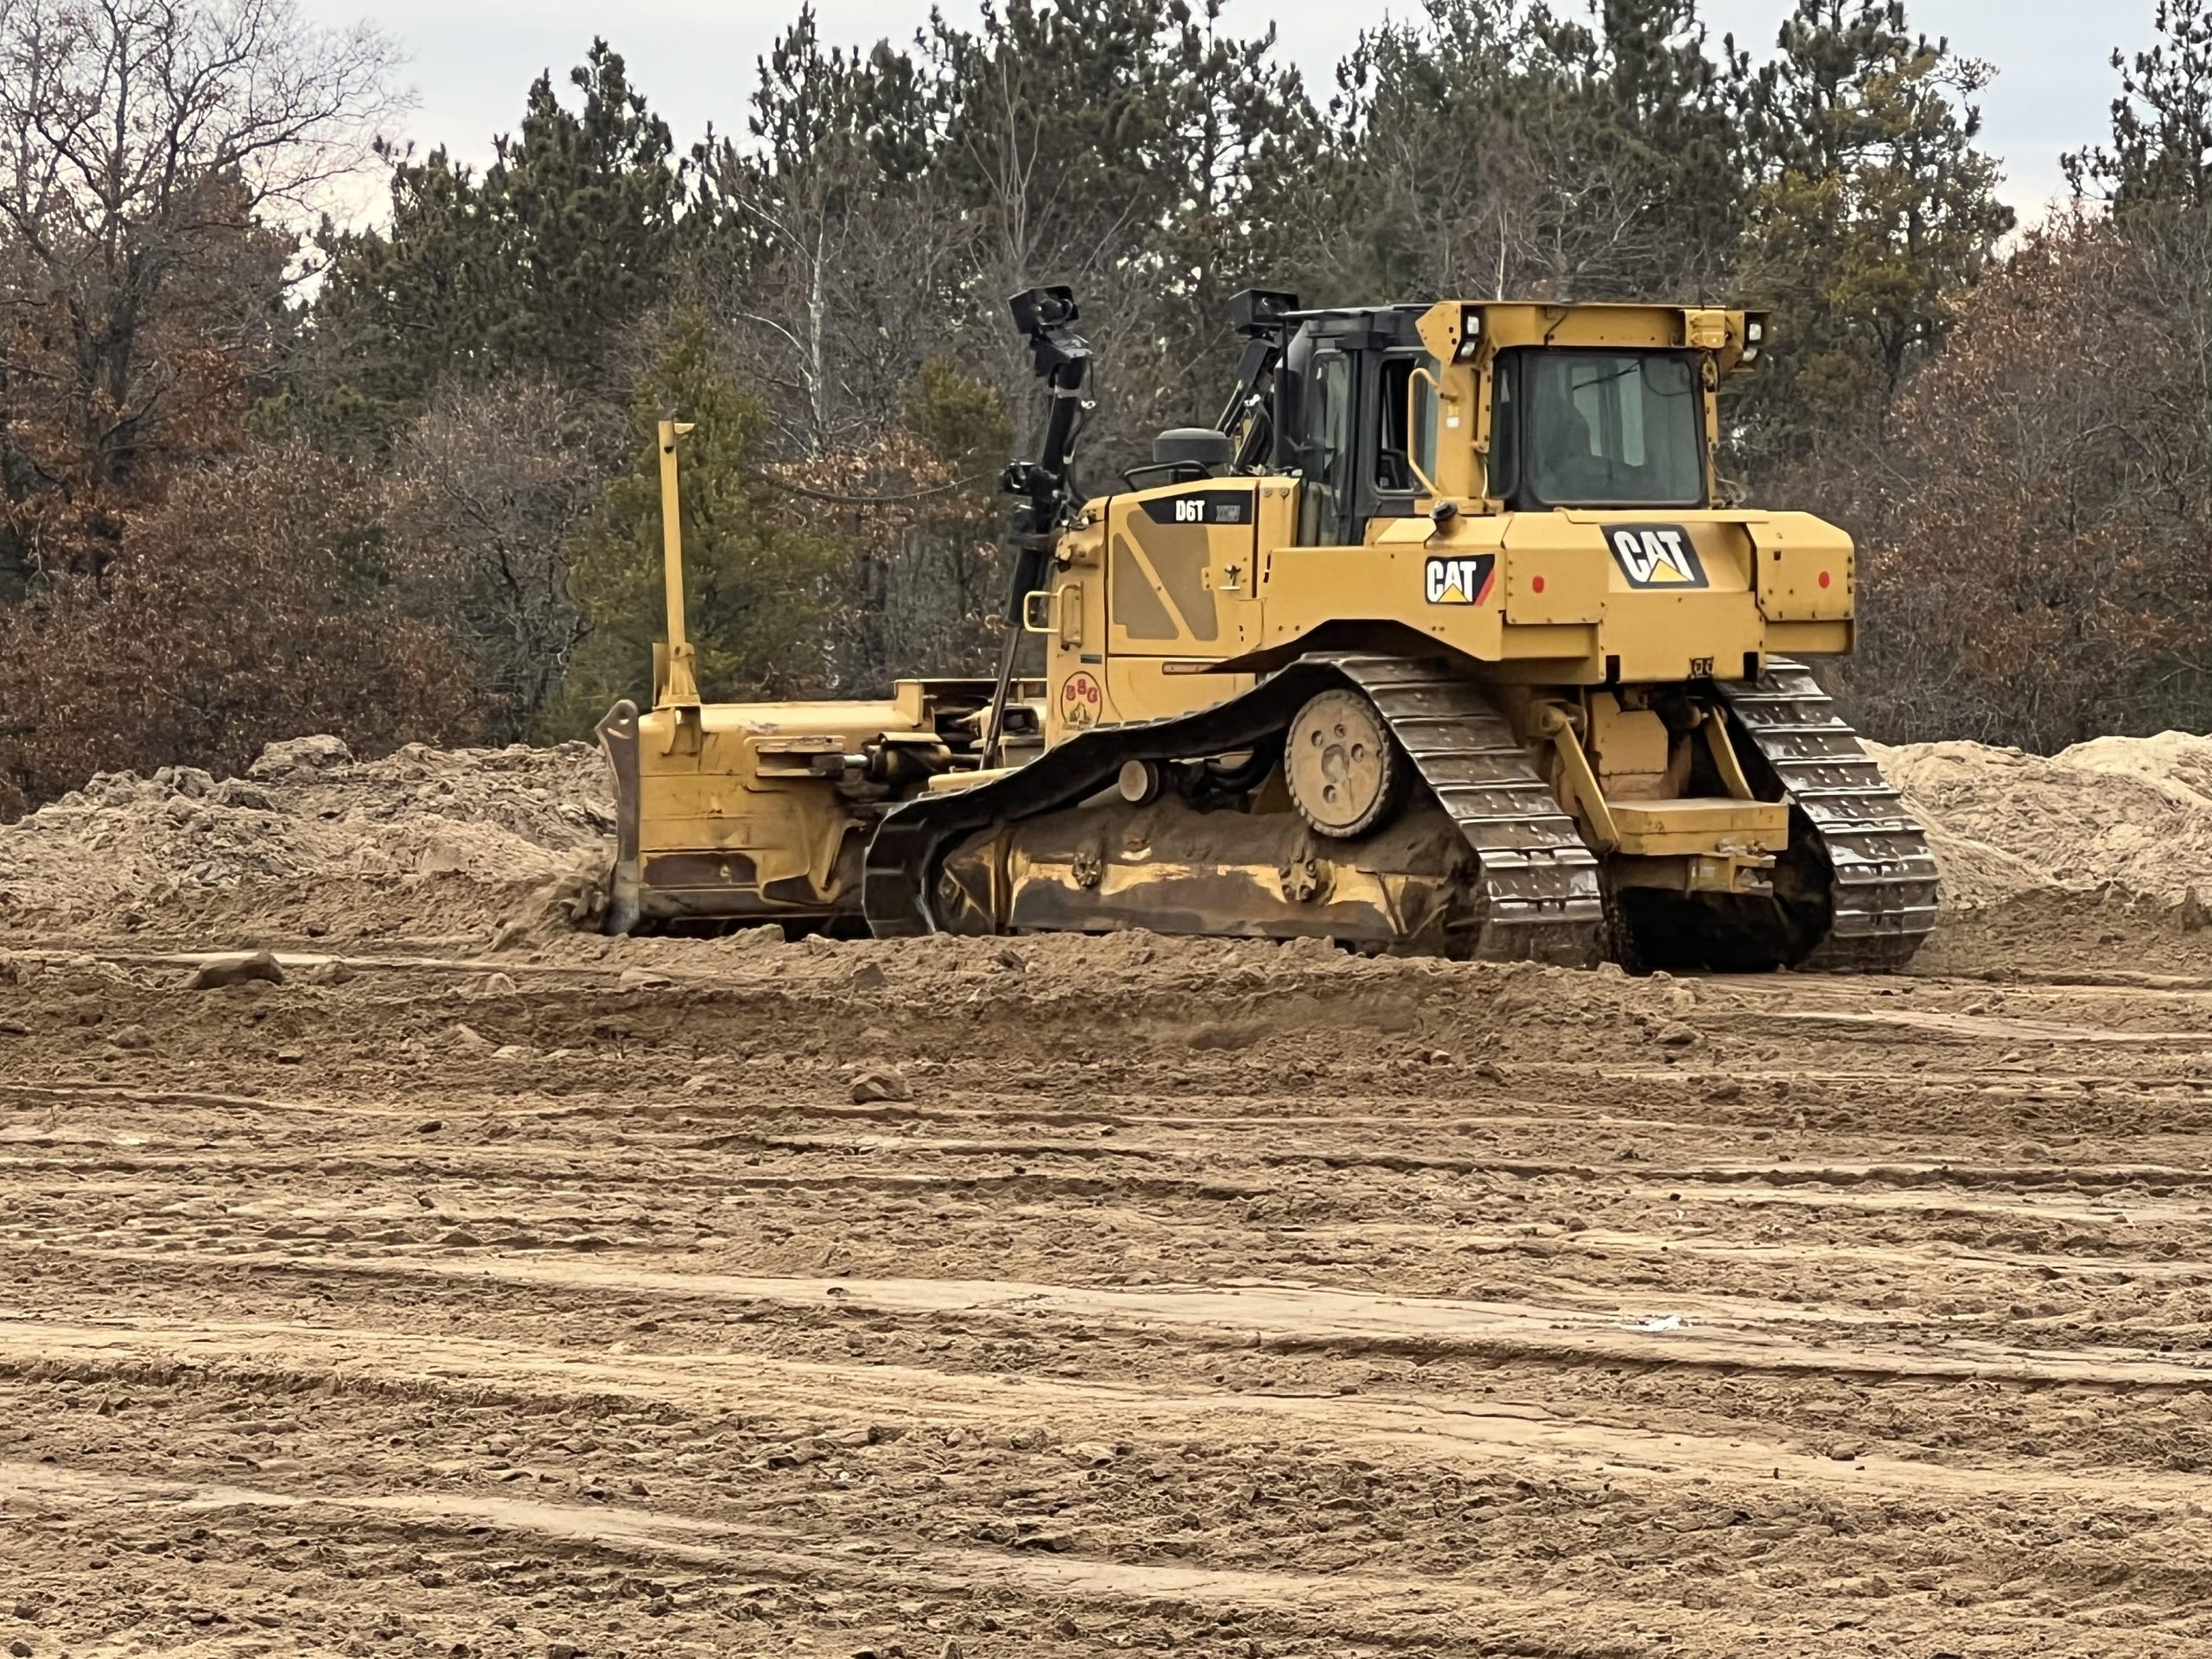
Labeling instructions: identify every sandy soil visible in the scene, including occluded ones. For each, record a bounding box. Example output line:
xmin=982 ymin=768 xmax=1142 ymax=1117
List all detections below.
xmin=6 ymin=915 xmax=2212 ymax=1657
xmin=6 ymin=733 xmax=2212 ymax=1655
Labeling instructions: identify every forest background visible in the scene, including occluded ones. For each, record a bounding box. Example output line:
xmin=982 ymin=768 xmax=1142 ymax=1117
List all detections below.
xmin=3 ymin=0 xmax=2210 ymax=815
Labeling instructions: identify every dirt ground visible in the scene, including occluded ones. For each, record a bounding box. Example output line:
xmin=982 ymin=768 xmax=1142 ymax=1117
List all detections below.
xmin=7 ymin=735 xmax=2212 ymax=1656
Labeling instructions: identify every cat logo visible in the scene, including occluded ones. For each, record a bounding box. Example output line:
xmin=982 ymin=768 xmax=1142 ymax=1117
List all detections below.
xmin=1423 ymin=553 xmax=1497 ymax=606
xmin=1605 ymin=524 xmax=1708 ymax=589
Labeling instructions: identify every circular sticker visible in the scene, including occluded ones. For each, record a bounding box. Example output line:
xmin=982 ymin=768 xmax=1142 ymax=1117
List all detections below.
xmin=1058 ymin=671 xmax=1103 ymax=729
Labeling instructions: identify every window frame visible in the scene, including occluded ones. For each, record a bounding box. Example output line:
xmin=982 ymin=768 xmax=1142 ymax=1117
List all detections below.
xmin=1373 ymin=350 xmax=1440 ymax=496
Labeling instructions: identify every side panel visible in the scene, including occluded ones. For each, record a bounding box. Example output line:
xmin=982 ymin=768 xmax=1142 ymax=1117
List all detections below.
xmin=1499 ymin=514 xmax=1607 ymax=624
xmin=1096 ymin=480 xmax=1262 ymax=726
xmin=1044 ymin=514 xmax=1108 ymax=745
xmin=1749 ymin=517 xmax=1856 ymax=622
xmin=1258 ymin=516 xmax=1510 ymax=659
xmin=1249 ymin=510 xmax=1838 ymax=683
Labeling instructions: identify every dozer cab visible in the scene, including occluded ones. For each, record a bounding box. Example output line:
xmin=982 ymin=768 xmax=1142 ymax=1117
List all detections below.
xmin=596 ymin=287 xmax=1937 ymax=969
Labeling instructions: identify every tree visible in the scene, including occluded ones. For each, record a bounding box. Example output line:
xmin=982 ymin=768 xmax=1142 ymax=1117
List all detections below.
xmin=1307 ymin=0 xmax=1745 ymax=307
xmin=1116 ymin=0 xmax=1318 ymax=416
xmin=2065 ymin=0 xmax=2212 ymax=215
xmin=1735 ymin=1 xmax=2013 ymax=462
xmin=281 ymin=143 xmax=491 ymax=448
xmin=690 ymin=8 xmax=966 ymax=458
xmin=302 ymin=40 xmax=682 ymax=448
xmin=1526 ymin=0 xmax=1749 ymax=296
xmin=779 ymin=356 xmax=1014 ymax=693
xmin=385 ymin=376 xmax=610 ymax=741
xmin=1831 ymin=212 xmax=2212 ymax=747
xmin=917 ymin=0 xmax=1311 ymax=468
xmin=552 ymin=308 xmax=840 ymax=731
xmin=0 ymin=0 xmax=399 ymax=583
xmin=482 ymin=42 xmax=683 ymax=379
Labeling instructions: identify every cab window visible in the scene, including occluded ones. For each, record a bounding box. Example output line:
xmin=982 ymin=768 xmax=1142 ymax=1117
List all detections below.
xmin=1298 ymin=351 xmax=1354 ymax=543
xmin=1492 ymin=349 xmax=1706 ymax=509
xmin=1486 ymin=363 xmax=1518 ymax=499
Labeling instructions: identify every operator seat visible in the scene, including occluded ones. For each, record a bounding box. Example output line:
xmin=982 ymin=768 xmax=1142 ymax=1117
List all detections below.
xmin=1533 ymin=398 xmax=1610 ymax=502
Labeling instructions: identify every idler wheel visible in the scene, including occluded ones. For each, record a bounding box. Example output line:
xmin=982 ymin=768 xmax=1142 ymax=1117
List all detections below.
xmin=1286 ymin=689 xmax=1403 ymax=838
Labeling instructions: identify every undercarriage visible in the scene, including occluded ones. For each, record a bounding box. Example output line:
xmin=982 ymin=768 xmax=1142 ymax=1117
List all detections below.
xmin=867 ymin=655 xmax=1937 ymax=972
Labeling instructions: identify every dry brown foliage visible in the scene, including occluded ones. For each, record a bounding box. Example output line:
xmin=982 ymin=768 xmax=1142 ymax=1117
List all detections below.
xmin=0 ymin=442 xmax=482 ymax=818
xmin=1821 ymin=209 xmax=2212 ymax=747
xmin=769 ymin=426 xmax=1007 ymax=692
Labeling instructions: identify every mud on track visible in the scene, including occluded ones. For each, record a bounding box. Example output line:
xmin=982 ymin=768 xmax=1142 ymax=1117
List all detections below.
xmin=7 ymin=924 xmax=2212 ymax=1656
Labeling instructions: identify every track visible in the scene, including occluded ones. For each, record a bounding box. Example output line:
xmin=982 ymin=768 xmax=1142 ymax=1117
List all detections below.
xmin=865 ymin=653 xmax=1602 ymax=963
xmin=1720 ymin=658 xmax=1942 ymax=970
xmin=4 ymin=927 xmax=2212 ymax=1654
xmin=869 ymin=653 xmax=1933 ymax=971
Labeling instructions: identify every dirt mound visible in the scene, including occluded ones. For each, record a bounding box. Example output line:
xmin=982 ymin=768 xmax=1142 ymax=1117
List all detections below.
xmin=10 ymin=723 xmax=2212 ymax=968
xmin=0 ymin=735 xmax=613 ymax=934
xmin=1876 ymin=732 xmax=2212 ymax=911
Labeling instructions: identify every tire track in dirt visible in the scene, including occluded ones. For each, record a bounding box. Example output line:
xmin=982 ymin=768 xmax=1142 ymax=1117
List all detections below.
xmin=11 ymin=935 xmax=2212 ymax=1653
xmin=11 ymin=1247 xmax=2212 ymax=1389
xmin=10 ymin=1316 xmax=2212 ymax=1502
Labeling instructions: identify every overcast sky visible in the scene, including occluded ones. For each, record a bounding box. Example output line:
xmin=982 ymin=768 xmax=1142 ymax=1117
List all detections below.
xmin=315 ymin=0 xmax=2159 ymax=226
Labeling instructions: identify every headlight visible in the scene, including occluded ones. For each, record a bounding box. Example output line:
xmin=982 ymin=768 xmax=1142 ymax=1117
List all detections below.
xmin=1456 ymin=304 xmax=1483 ymax=361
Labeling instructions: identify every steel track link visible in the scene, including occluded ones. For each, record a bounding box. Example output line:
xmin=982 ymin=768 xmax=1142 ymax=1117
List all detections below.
xmin=863 ymin=653 xmax=1602 ymax=963
xmin=1718 ymin=658 xmax=1942 ymax=971
xmin=1330 ymin=658 xmax=1601 ymax=963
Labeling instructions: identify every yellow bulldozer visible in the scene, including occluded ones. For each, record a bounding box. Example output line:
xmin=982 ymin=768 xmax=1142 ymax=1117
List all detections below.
xmin=595 ymin=287 xmax=1937 ymax=970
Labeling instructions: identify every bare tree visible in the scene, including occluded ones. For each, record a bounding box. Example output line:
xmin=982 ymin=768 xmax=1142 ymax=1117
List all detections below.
xmin=0 ymin=0 xmax=400 ymax=509
xmin=695 ymin=143 xmax=977 ymax=461
xmin=385 ymin=376 xmax=609 ymax=741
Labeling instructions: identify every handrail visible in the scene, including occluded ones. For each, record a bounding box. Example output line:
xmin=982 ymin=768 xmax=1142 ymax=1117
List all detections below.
xmin=1406 ymin=365 xmax=1444 ymax=497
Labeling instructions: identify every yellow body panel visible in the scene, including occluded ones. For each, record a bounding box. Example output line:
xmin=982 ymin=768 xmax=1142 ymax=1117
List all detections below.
xmin=1211 ymin=507 xmax=1851 ymax=684
xmin=1608 ymin=798 xmax=1789 ymax=857
xmin=1045 ymin=478 xmax=1266 ymax=740
xmin=632 ymin=696 xmax=929 ymax=911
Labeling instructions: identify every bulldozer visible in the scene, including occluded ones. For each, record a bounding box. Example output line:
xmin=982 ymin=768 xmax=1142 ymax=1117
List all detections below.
xmin=595 ymin=287 xmax=1938 ymax=970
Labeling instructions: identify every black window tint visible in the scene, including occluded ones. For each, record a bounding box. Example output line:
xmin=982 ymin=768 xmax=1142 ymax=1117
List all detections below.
xmin=1522 ymin=352 xmax=1703 ymax=507
xmin=1375 ymin=357 xmax=1437 ymax=492
xmin=1486 ymin=359 xmax=1518 ymax=499
xmin=1299 ymin=353 xmax=1353 ymax=543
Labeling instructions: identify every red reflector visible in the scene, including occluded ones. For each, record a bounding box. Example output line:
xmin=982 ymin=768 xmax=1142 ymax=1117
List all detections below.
xmin=1531 ymin=575 xmax=1546 ymax=594
xmin=1818 ymin=570 xmax=1832 ymax=588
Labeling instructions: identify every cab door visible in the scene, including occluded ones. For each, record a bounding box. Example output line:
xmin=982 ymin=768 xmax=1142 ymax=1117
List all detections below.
xmin=1101 ymin=479 xmax=1261 ymax=723
xmin=1296 ymin=349 xmax=1357 ymax=546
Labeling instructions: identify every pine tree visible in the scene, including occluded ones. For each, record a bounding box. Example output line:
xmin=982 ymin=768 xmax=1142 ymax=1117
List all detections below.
xmin=298 ymin=41 xmax=682 ymax=450
xmin=480 ymin=41 xmax=683 ymax=378
xmin=1735 ymin=0 xmax=2013 ymax=461
xmin=2065 ymin=0 xmax=2212 ymax=215
xmin=552 ymin=310 xmax=839 ymax=733
xmin=289 ymin=143 xmax=491 ymax=447
xmin=1311 ymin=0 xmax=1745 ymax=305
xmin=1527 ymin=0 xmax=1750 ymax=296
